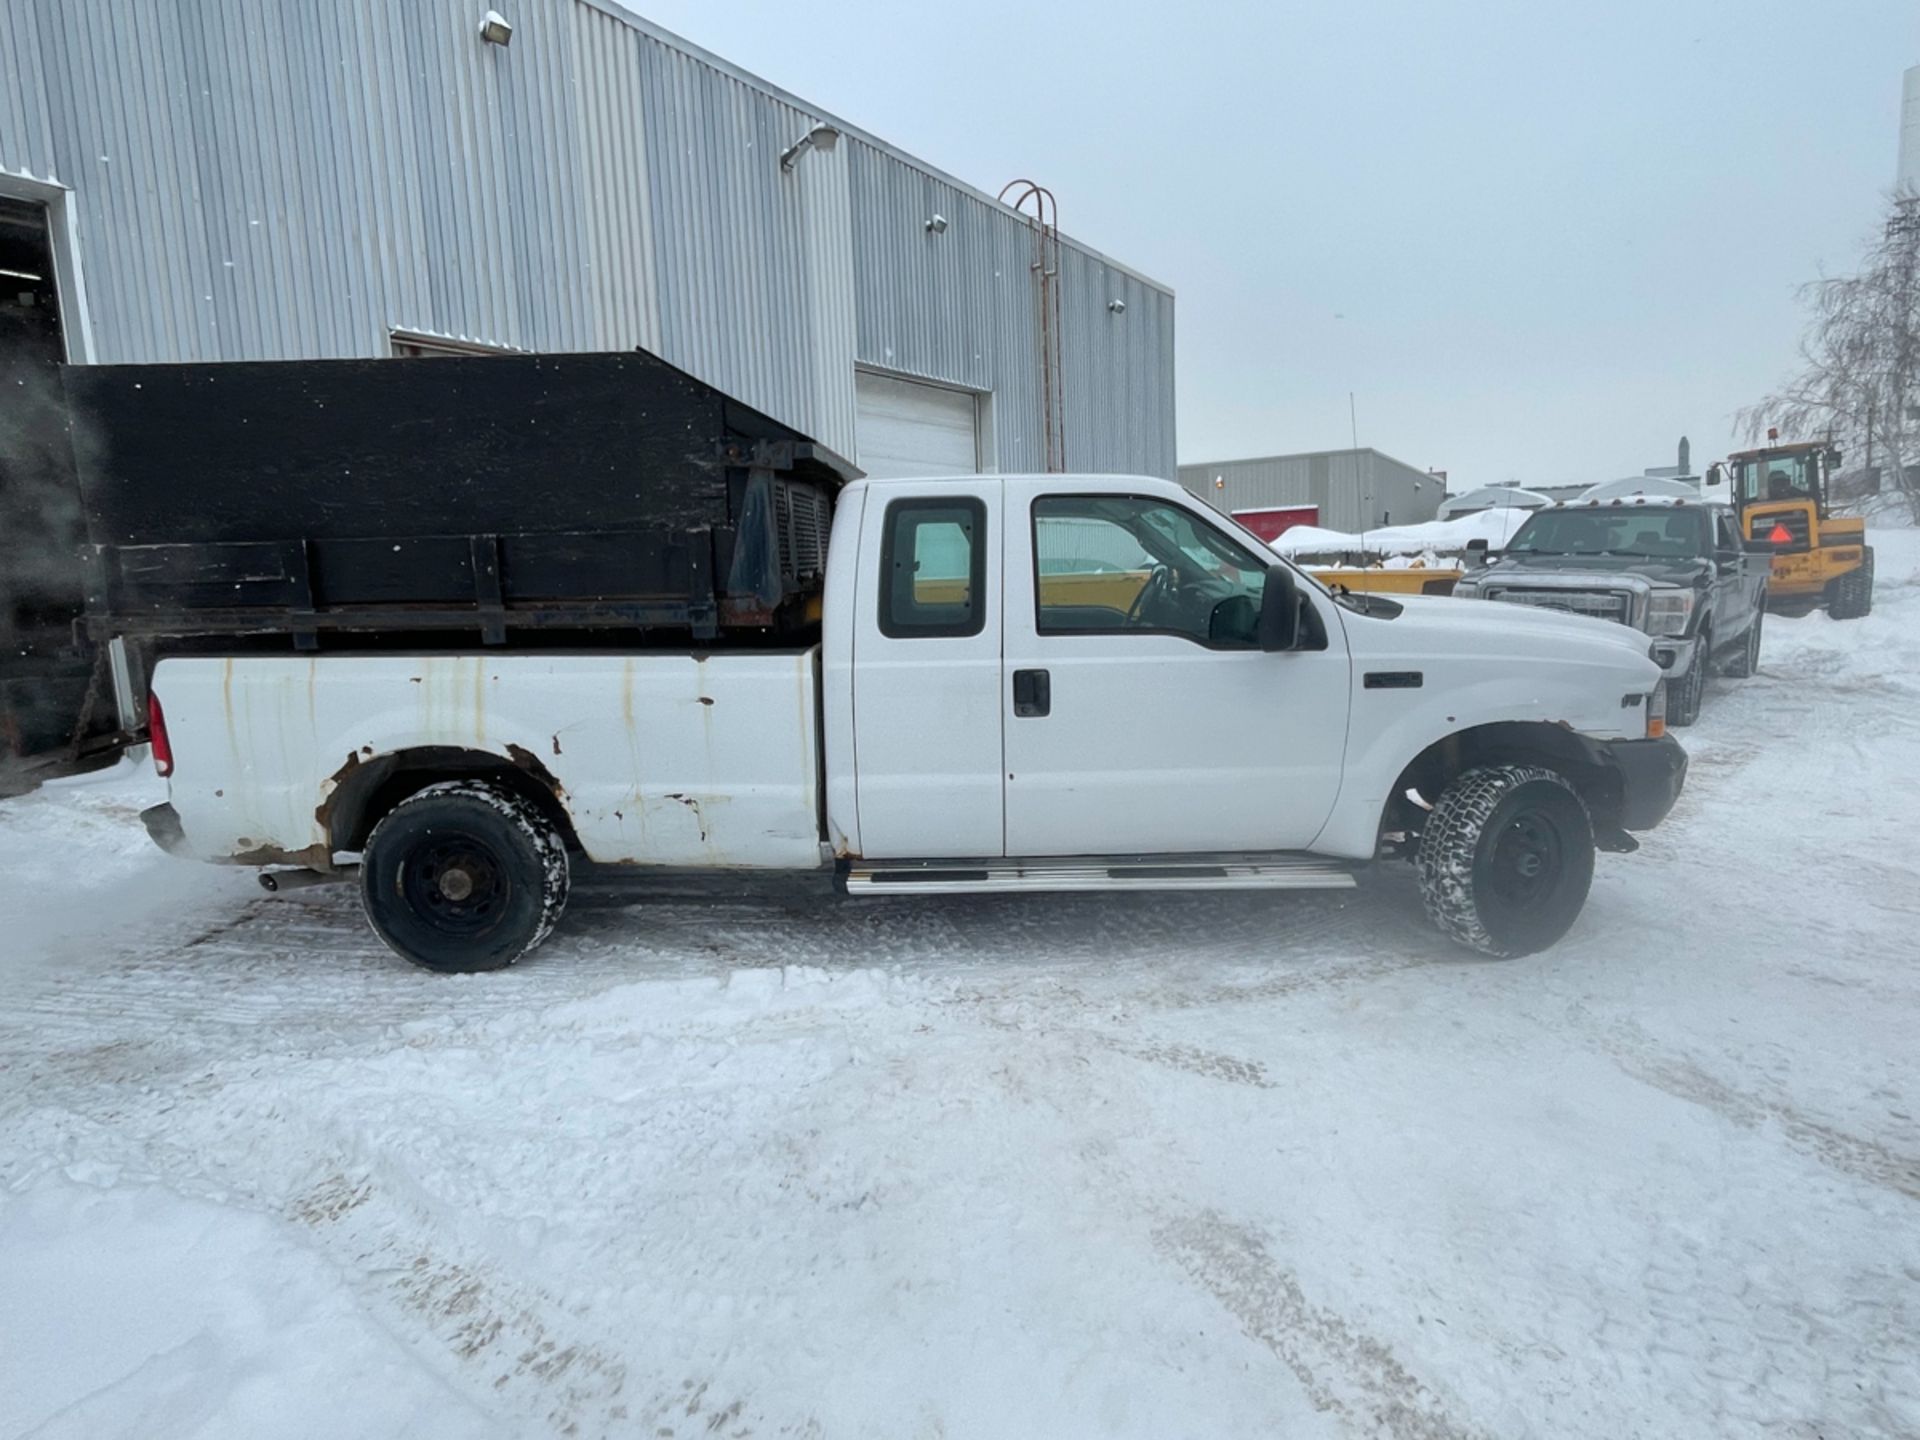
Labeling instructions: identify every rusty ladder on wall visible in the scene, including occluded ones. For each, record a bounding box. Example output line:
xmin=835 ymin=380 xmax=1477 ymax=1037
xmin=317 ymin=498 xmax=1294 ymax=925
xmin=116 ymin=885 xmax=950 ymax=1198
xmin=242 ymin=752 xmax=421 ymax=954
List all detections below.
xmin=999 ymin=180 xmax=1065 ymax=473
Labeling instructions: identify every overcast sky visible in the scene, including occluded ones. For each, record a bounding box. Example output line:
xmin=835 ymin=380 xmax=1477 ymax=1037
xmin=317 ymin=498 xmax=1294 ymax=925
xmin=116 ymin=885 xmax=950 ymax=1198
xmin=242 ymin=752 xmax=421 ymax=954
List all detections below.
xmin=636 ymin=0 xmax=1917 ymax=490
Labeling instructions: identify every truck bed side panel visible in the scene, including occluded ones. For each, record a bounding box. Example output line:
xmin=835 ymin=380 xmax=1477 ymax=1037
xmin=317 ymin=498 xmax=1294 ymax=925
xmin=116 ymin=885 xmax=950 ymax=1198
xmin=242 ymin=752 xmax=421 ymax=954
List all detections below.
xmin=155 ymin=653 xmax=823 ymax=869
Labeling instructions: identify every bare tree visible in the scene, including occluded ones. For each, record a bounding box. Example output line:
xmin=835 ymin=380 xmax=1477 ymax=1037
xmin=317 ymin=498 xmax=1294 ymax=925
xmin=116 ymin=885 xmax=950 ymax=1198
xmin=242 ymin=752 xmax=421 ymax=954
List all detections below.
xmin=1739 ymin=188 xmax=1920 ymax=524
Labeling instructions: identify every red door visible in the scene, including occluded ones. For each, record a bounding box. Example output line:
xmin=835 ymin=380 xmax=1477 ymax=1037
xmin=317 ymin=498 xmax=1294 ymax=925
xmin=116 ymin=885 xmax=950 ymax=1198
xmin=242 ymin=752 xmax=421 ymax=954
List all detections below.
xmin=1230 ymin=506 xmax=1319 ymax=542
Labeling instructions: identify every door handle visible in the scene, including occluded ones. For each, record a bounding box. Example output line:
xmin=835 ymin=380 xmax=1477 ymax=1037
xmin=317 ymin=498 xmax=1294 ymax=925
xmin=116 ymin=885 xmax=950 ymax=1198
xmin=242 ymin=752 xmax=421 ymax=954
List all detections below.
xmin=1012 ymin=668 xmax=1051 ymax=718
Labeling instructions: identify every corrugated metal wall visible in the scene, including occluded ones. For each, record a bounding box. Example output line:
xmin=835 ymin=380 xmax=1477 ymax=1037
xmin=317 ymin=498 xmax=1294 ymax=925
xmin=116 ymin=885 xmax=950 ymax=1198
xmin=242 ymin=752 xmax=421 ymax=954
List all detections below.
xmin=1178 ymin=449 xmax=1443 ymax=531
xmin=0 ymin=0 xmax=1174 ymax=477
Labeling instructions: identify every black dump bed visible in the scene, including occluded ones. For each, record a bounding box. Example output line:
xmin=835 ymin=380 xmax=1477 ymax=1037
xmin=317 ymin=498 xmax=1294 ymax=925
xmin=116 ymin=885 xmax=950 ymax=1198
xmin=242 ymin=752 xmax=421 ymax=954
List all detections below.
xmin=68 ymin=348 xmax=854 ymax=649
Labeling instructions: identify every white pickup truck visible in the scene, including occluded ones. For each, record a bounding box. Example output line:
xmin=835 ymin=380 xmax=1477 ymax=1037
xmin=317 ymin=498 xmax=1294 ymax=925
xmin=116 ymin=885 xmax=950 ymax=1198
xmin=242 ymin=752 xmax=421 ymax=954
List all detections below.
xmin=141 ymin=473 xmax=1686 ymax=970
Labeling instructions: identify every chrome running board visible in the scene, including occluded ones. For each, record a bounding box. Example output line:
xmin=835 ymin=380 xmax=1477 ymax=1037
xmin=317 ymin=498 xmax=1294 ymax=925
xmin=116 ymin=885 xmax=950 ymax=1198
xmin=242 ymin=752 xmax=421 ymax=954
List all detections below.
xmin=843 ymin=852 xmax=1360 ymax=896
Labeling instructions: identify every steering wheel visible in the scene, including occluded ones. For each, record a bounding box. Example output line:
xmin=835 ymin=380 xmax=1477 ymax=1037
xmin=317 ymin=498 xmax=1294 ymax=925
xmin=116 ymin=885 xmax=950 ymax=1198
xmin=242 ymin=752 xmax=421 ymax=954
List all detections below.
xmin=1126 ymin=564 xmax=1175 ymax=625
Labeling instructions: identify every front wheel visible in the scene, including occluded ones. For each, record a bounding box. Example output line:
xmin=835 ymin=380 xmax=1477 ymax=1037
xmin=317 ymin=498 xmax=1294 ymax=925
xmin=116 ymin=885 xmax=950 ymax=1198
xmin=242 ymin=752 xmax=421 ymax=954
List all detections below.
xmin=1827 ymin=549 xmax=1873 ymax=620
xmin=1667 ymin=634 xmax=1707 ymax=728
xmin=1416 ymin=765 xmax=1596 ymax=958
xmin=360 ymin=780 xmax=570 ymax=972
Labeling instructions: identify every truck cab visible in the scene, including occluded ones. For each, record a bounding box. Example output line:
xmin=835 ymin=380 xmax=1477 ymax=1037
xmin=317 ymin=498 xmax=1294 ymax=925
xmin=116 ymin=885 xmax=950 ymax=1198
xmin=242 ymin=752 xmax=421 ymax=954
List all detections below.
xmin=144 ymin=474 xmax=1686 ymax=970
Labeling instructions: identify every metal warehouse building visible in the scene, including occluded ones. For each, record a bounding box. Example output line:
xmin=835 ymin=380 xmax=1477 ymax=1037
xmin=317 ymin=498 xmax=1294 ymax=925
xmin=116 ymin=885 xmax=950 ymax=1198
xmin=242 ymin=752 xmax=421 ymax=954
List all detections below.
xmin=0 ymin=0 xmax=1175 ymax=480
xmin=1180 ymin=448 xmax=1444 ymax=532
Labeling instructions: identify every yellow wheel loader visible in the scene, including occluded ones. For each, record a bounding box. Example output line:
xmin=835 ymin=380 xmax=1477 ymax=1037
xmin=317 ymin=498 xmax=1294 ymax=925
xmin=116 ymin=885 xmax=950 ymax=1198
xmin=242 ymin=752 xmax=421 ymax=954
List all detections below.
xmin=1725 ymin=441 xmax=1874 ymax=619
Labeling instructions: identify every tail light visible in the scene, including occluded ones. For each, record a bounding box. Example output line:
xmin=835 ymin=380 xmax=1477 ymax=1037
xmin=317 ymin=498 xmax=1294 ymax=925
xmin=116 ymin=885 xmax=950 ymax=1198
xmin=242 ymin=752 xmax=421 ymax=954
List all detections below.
xmin=148 ymin=690 xmax=174 ymax=778
xmin=1646 ymin=683 xmax=1667 ymax=740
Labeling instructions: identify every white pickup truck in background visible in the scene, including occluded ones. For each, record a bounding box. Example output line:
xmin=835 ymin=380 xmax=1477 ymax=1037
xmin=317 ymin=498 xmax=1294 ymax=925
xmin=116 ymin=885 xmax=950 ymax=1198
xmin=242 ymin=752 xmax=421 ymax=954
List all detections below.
xmin=143 ymin=472 xmax=1687 ymax=969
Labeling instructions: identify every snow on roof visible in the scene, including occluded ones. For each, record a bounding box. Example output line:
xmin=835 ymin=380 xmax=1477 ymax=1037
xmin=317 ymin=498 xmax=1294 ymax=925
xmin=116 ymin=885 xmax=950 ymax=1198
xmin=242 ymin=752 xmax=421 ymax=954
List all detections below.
xmin=1551 ymin=494 xmax=1697 ymax=510
xmin=1268 ymin=506 xmax=1534 ymax=558
xmin=1577 ymin=476 xmax=1702 ymax=502
xmin=1436 ymin=485 xmax=1554 ymax=518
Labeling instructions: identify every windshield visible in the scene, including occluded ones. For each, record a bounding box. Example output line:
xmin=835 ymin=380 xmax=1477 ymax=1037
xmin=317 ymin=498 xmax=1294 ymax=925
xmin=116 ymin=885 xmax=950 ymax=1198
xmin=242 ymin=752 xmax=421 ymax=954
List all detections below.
xmin=1733 ymin=452 xmax=1816 ymax=503
xmin=1505 ymin=507 xmax=1706 ymax=558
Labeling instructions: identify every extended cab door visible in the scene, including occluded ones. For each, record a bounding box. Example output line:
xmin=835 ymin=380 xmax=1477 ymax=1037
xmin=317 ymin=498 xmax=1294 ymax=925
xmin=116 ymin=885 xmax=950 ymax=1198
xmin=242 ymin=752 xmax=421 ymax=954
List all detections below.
xmin=849 ymin=479 xmax=1006 ymax=857
xmin=1001 ymin=482 xmax=1352 ymax=856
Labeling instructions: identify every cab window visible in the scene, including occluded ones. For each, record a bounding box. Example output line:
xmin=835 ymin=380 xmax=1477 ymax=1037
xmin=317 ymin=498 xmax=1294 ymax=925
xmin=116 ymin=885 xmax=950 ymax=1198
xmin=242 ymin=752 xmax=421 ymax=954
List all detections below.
xmin=879 ymin=498 xmax=985 ymax=638
xmin=1032 ymin=495 xmax=1268 ymax=647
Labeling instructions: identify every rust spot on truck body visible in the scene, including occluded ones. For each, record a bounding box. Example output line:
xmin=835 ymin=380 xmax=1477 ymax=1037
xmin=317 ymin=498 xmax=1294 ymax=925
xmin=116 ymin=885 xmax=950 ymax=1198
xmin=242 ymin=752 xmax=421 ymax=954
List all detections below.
xmin=663 ymin=792 xmax=709 ymax=843
xmin=504 ymin=743 xmax=566 ymax=801
xmin=225 ymin=840 xmax=334 ymax=869
xmin=310 ymin=750 xmax=366 ymax=861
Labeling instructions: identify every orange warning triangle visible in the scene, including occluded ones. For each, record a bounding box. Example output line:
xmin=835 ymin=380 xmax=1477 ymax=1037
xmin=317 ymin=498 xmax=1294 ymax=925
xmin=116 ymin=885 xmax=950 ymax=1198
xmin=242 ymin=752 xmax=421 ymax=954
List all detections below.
xmin=1768 ymin=523 xmax=1792 ymax=544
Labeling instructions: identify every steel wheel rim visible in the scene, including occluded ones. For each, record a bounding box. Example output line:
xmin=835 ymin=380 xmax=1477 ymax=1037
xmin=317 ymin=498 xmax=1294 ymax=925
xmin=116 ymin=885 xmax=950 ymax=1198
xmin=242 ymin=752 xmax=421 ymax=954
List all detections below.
xmin=400 ymin=831 xmax=511 ymax=936
xmin=1489 ymin=807 xmax=1565 ymax=912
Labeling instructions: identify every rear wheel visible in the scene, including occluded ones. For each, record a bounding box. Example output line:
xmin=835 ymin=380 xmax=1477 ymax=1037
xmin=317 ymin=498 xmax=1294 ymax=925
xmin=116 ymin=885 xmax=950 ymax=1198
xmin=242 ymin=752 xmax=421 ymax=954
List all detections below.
xmin=360 ymin=780 xmax=570 ymax=972
xmin=1827 ymin=548 xmax=1874 ymax=620
xmin=1416 ymin=765 xmax=1595 ymax=958
xmin=1722 ymin=607 xmax=1762 ymax=678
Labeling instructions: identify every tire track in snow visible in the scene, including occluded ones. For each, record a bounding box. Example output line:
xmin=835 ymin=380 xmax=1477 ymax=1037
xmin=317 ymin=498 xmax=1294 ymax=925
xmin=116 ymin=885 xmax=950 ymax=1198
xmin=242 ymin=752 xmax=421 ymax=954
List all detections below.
xmin=289 ymin=1169 xmax=768 ymax=1440
xmin=1597 ymin=1021 xmax=1920 ymax=1204
xmin=1155 ymin=1211 xmax=1490 ymax=1440
xmin=957 ymin=1002 xmax=1492 ymax=1439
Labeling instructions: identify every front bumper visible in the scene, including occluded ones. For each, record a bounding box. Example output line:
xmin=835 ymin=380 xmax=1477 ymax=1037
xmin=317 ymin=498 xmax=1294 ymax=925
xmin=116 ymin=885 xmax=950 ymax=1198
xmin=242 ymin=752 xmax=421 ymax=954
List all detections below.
xmin=1602 ymin=736 xmax=1688 ymax=831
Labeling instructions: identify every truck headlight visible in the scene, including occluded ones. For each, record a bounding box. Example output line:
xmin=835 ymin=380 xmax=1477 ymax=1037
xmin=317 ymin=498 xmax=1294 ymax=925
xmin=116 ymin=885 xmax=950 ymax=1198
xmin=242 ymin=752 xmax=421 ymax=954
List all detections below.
xmin=1452 ymin=578 xmax=1481 ymax=599
xmin=1645 ymin=589 xmax=1695 ymax=637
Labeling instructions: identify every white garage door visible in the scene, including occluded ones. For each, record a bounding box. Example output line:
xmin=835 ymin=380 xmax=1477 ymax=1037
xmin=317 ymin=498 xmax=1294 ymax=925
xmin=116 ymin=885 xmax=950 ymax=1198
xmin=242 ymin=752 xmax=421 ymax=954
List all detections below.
xmin=855 ymin=372 xmax=980 ymax=479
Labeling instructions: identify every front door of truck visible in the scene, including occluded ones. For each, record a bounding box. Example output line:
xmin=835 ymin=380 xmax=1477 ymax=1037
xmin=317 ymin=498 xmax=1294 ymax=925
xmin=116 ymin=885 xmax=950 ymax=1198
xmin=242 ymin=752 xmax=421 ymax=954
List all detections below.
xmin=1712 ymin=507 xmax=1762 ymax=642
xmin=1001 ymin=482 xmax=1351 ymax=856
xmin=850 ymin=479 xmax=1006 ymax=857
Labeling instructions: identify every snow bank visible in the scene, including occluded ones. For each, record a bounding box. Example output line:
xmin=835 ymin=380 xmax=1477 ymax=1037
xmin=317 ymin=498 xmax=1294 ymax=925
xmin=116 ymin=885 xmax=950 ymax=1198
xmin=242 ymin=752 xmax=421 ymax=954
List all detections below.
xmin=1270 ymin=506 xmax=1533 ymax=560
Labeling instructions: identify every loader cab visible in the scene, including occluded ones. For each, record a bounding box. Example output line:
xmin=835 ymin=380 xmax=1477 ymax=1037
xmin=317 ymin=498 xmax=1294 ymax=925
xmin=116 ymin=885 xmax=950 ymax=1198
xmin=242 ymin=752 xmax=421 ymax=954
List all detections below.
xmin=1729 ymin=444 xmax=1829 ymax=517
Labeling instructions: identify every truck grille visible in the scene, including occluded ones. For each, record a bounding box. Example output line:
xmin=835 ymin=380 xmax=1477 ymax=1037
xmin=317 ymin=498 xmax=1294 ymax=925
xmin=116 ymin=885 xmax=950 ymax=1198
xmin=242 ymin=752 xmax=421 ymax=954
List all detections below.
xmin=1749 ymin=510 xmax=1810 ymax=552
xmin=1486 ymin=588 xmax=1633 ymax=625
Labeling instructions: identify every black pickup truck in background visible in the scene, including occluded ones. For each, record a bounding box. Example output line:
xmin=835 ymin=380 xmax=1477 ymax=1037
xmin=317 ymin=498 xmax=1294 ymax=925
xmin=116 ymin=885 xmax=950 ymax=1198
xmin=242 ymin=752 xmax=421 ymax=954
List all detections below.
xmin=1453 ymin=497 xmax=1771 ymax=727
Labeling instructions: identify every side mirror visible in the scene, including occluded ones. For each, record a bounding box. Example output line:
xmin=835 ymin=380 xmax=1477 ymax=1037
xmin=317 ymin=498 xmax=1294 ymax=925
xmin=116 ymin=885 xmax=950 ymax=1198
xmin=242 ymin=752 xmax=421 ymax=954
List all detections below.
xmin=1465 ymin=537 xmax=1489 ymax=557
xmin=1259 ymin=564 xmax=1301 ymax=652
xmin=1207 ymin=593 xmax=1259 ymax=647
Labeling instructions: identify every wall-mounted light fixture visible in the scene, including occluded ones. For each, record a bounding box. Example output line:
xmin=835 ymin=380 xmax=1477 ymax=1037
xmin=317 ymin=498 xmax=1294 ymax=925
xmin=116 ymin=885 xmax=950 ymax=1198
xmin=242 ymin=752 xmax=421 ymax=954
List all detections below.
xmin=779 ymin=122 xmax=841 ymax=172
xmin=1108 ymin=298 xmax=1127 ymax=314
xmin=925 ymin=214 xmax=948 ymax=234
xmin=478 ymin=10 xmax=512 ymax=44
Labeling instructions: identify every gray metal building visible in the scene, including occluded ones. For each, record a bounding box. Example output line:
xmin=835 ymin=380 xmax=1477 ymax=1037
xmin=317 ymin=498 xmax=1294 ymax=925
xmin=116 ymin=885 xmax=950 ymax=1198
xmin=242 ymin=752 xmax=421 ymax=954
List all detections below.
xmin=0 ymin=0 xmax=1175 ymax=480
xmin=1179 ymin=448 xmax=1444 ymax=532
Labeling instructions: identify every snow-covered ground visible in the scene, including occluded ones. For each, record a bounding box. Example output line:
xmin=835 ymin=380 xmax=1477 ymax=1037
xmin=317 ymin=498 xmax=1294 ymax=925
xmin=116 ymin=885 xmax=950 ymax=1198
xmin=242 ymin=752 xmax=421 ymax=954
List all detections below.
xmin=4 ymin=534 xmax=1919 ymax=1440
